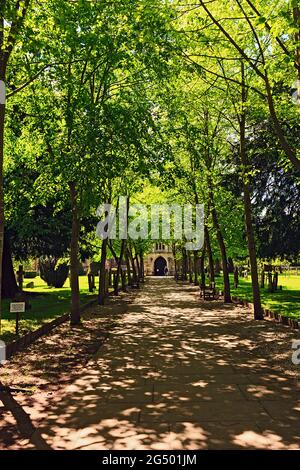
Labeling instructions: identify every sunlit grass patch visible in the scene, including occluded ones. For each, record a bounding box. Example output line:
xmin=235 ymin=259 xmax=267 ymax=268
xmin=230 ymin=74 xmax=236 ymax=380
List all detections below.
xmin=216 ymin=274 xmax=300 ymax=319
xmin=0 ymin=276 xmax=98 ymax=343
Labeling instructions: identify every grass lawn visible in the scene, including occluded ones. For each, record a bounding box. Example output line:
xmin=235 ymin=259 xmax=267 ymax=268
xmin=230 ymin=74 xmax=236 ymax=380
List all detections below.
xmin=0 ymin=276 xmax=99 ymax=344
xmin=215 ymin=273 xmax=300 ymax=319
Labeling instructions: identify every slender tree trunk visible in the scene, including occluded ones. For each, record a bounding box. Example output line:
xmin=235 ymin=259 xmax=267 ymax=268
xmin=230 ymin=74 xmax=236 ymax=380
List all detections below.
xmin=69 ymin=182 xmax=81 ymax=325
xmin=182 ymin=248 xmax=188 ymax=281
xmin=199 ymin=244 xmax=206 ymax=288
xmin=98 ymin=238 xmax=108 ymax=305
xmin=0 ymin=64 xmax=6 ymax=323
xmin=114 ymin=239 xmax=126 ymax=295
xmin=121 ymin=269 xmax=127 ymax=291
xmin=260 ymin=269 xmax=265 ymax=288
xmin=135 ymin=254 xmax=141 ymax=281
xmin=228 ymin=257 xmax=234 ymax=274
xmin=125 ymin=246 xmax=132 ymax=286
xmin=203 ymin=108 xmax=230 ymax=299
xmin=209 ymin=189 xmax=231 ymax=302
xmin=1 ymin=231 xmax=19 ymax=299
xmin=241 ymin=176 xmax=263 ymax=319
xmin=240 ymin=63 xmax=263 ymax=320
xmin=234 ymin=266 xmax=239 ymax=289
xmin=188 ymin=252 xmax=193 ymax=283
xmin=139 ymin=252 xmax=144 ymax=282
xmin=87 ymin=271 xmax=94 ymax=292
xmin=192 ymin=188 xmax=201 ymax=286
xmin=294 ymin=4 xmax=300 ymax=110
xmin=204 ymin=225 xmax=215 ymax=284
xmin=172 ymin=243 xmax=178 ymax=279
xmin=215 ymin=259 xmax=221 ymax=275
xmin=128 ymin=244 xmax=138 ymax=287
xmin=193 ymin=251 xmax=199 ymax=285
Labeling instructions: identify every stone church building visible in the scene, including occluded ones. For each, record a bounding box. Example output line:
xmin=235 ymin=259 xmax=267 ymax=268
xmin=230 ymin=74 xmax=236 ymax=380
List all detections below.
xmin=144 ymin=243 xmax=175 ymax=276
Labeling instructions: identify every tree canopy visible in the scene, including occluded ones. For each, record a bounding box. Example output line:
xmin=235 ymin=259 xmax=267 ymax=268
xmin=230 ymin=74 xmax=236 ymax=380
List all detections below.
xmin=0 ymin=0 xmax=299 ymax=322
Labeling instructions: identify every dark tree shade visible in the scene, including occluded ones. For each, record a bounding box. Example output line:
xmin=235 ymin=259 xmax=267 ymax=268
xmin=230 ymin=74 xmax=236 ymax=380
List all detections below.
xmin=250 ymin=122 xmax=300 ymax=260
xmin=4 ymin=166 xmax=72 ymax=260
xmin=1 ymin=231 xmax=19 ymax=299
xmin=224 ymin=119 xmax=300 ymax=260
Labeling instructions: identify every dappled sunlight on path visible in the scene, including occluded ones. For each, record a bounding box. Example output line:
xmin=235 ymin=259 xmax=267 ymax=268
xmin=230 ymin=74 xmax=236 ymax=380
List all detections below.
xmin=4 ymin=278 xmax=300 ymax=449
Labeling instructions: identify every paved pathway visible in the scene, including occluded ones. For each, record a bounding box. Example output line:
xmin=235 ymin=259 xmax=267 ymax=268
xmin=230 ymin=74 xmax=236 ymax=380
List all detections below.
xmin=12 ymin=278 xmax=300 ymax=449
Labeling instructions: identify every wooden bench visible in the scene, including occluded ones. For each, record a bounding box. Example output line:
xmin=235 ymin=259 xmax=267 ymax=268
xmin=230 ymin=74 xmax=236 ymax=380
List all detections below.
xmin=200 ymin=283 xmax=220 ymax=301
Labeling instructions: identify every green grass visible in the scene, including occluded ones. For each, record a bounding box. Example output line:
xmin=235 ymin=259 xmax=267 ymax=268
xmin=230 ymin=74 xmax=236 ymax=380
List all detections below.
xmin=215 ymin=273 xmax=300 ymax=319
xmin=2 ymin=273 xmax=299 ymax=344
xmin=0 ymin=276 xmax=99 ymax=344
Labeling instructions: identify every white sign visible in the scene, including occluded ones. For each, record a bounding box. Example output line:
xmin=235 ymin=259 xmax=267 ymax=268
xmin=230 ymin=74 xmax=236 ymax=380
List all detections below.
xmin=10 ymin=302 xmax=25 ymax=313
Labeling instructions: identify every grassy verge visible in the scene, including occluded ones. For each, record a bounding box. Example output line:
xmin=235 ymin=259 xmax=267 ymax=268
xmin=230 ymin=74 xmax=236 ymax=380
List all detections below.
xmin=0 ymin=276 xmax=99 ymax=344
xmin=215 ymin=273 xmax=300 ymax=319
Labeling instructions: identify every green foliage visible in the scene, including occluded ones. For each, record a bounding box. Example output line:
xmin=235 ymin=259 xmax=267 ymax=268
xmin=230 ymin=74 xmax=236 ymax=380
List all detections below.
xmin=1 ymin=0 xmax=299 ymax=318
xmin=39 ymin=257 xmax=69 ymax=288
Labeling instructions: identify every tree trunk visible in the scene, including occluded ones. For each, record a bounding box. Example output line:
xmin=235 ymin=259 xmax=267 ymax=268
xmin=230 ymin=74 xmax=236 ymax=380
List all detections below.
xmin=215 ymin=259 xmax=221 ymax=275
xmin=135 ymin=254 xmax=141 ymax=281
xmin=240 ymin=63 xmax=264 ymax=320
xmin=204 ymin=226 xmax=215 ymax=284
xmin=1 ymin=232 xmax=19 ymax=299
xmin=128 ymin=244 xmax=138 ymax=287
xmin=69 ymin=182 xmax=81 ymax=325
xmin=139 ymin=252 xmax=144 ymax=282
xmin=193 ymin=251 xmax=199 ymax=285
xmin=234 ymin=266 xmax=239 ymax=289
xmin=114 ymin=239 xmax=126 ymax=295
xmin=242 ymin=182 xmax=264 ymax=319
xmin=209 ymin=189 xmax=231 ymax=302
xmin=125 ymin=246 xmax=132 ymax=286
xmin=199 ymin=244 xmax=206 ymax=288
xmin=0 ymin=65 xmax=6 ymax=320
xmin=172 ymin=243 xmax=178 ymax=279
xmin=98 ymin=238 xmax=108 ymax=305
xmin=228 ymin=257 xmax=234 ymax=274
xmin=121 ymin=269 xmax=127 ymax=291
xmin=294 ymin=5 xmax=300 ymax=111
xmin=87 ymin=271 xmax=94 ymax=292
xmin=182 ymin=248 xmax=188 ymax=281
xmin=188 ymin=252 xmax=193 ymax=283
xmin=260 ymin=269 xmax=265 ymax=288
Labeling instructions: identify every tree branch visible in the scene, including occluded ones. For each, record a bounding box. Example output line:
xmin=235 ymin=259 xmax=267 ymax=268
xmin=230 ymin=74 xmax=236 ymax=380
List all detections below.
xmin=198 ymin=0 xmax=266 ymax=80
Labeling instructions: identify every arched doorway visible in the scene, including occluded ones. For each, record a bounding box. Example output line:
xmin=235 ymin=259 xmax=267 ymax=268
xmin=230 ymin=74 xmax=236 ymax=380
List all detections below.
xmin=154 ymin=256 xmax=167 ymax=276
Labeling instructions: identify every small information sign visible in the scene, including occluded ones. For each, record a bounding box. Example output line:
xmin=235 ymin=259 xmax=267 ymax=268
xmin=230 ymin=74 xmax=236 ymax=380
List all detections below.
xmin=10 ymin=302 xmax=26 ymax=313
xmin=9 ymin=302 xmax=25 ymax=336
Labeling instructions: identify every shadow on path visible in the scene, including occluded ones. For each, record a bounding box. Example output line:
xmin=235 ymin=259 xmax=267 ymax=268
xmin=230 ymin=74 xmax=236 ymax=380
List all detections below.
xmin=4 ymin=278 xmax=300 ymax=450
xmin=0 ymin=385 xmax=51 ymax=449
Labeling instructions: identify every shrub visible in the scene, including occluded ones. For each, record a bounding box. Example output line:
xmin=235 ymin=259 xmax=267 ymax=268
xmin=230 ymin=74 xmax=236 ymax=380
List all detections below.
xmin=24 ymin=271 xmax=37 ymax=279
xmin=39 ymin=257 xmax=69 ymax=288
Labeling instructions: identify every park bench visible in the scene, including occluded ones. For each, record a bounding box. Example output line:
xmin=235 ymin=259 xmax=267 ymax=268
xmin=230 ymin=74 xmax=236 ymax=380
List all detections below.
xmin=200 ymin=283 xmax=220 ymax=301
